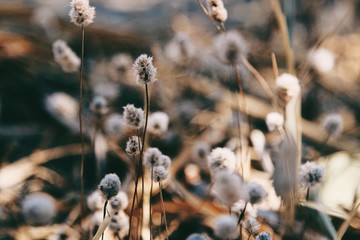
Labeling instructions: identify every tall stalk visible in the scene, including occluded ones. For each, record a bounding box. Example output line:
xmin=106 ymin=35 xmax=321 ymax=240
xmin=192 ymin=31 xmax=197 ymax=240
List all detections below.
xmin=159 ymin=181 xmax=169 ymax=239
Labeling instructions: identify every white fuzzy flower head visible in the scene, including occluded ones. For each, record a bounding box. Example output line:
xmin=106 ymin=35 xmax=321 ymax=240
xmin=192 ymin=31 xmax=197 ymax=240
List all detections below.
xmin=246 ymin=182 xmax=267 ymax=205
xmin=87 ymin=190 xmax=105 ymax=211
xmin=191 ymin=141 xmax=211 ymax=168
xmin=186 ymin=233 xmax=208 ymax=240
xmin=244 ymin=217 xmax=261 ymax=235
xmin=207 ymin=0 xmax=228 ymax=23
xmin=108 ymin=191 xmax=129 ymax=215
xmin=104 ymin=113 xmax=126 ymax=139
xmin=143 ymin=147 xmax=163 ymax=168
xmin=98 ymin=173 xmax=121 ymax=200
xmin=45 ymin=92 xmax=79 ymax=132
xmin=250 ymin=129 xmax=266 ymax=158
xmin=207 ymin=147 xmax=237 ymax=177
xmin=152 ymin=165 xmax=169 ymax=182
xmin=148 ymin=111 xmax=170 ymax=136
xmin=160 ymin=154 xmax=171 ymax=169
xmin=214 ymin=171 xmax=247 ymax=206
xmin=265 ymin=112 xmax=284 ymax=131
xmin=108 ymin=53 xmax=133 ymax=81
xmin=109 ymin=210 xmax=129 ymax=233
xmin=123 ymin=104 xmax=144 ymax=129
xmin=69 ymin=0 xmax=95 ymax=27
xmin=308 ymin=48 xmax=335 ymax=73
xmin=21 ymin=193 xmax=57 ymax=226
xmin=90 ymin=96 xmax=109 ymax=115
xmin=132 ymin=54 xmax=157 ymax=84
xmin=125 ymin=136 xmax=141 ymax=155
xmin=256 ymin=232 xmax=272 ymax=240
xmin=214 ymin=215 xmax=238 ymax=239
xmin=275 ymin=73 xmax=300 ymax=105
xmin=299 ymin=161 xmax=325 ymax=188
xmin=215 ymin=30 xmax=249 ymax=65
xmin=52 ymin=39 xmax=80 ymax=73
xmin=164 ymin=33 xmax=195 ymax=66
xmin=321 ymin=113 xmax=343 ymax=137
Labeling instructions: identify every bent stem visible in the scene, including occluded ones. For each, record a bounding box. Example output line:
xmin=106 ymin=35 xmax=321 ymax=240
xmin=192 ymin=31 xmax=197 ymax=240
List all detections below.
xmin=102 ymin=200 xmax=108 ymax=240
xmin=159 ymin=181 xmax=169 ymax=239
xmin=238 ymin=202 xmax=248 ymax=239
xmin=79 ymin=25 xmax=85 ymax=238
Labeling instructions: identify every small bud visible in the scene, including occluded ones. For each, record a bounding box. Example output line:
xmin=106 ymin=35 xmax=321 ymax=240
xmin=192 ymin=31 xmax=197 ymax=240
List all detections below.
xmin=215 ymin=30 xmax=249 ymax=65
xmin=132 ymin=54 xmax=157 ymax=84
xmin=256 ymin=232 xmax=272 ymax=240
xmin=69 ymin=0 xmax=95 ymax=27
xmin=125 ymin=136 xmax=141 ymax=155
xmin=148 ymin=111 xmax=170 ymax=136
xmin=123 ymin=104 xmax=144 ymax=129
xmin=246 ymin=182 xmax=267 ymax=205
xmin=98 ymin=173 xmax=121 ymax=200
xmin=214 ymin=215 xmax=238 ymax=239
xmin=52 ymin=39 xmax=80 ymax=73
xmin=275 ymin=73 xmax=300 ymax=105
xmin=152 ymin=165 xmax=169 ymax=182
xmin=90 ymin=96 xmax=109 ymax=115
xmin=143 ymin=147 xmax=163 ymax=168
xmin=265 ymin=112 xmax=284 ymax=131
xmin=207 ymin=147 xmax=237 ymax=177
xmin=299 ymin=161 xmax=324 ymax=188
xmin=207 ymin=0 xmax=228 ymax=23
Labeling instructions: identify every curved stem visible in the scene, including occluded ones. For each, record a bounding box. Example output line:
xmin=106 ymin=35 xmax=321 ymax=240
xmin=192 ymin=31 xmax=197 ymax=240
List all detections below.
xmin=149 ymin=166 xmax=153 ymax=240
xmin=159 ymin=181 xmax=169 ymax=239
xmin=102 ymin=200 xmax=108 ymax=240
xmin=128 ymin=154 xmax=139 ymax=239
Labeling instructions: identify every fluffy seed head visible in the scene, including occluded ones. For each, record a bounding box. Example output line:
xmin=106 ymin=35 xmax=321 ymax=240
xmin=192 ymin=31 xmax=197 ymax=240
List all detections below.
xmin=207 ymin=0 xmax=228 ymax=23
xmin=148 ymin=111 xmax=170 ymax=136
xmin=207 ymin=147 xmax=237 ymax=177
xmin=299 ymin=161 xmax=325 ymax=188
xmin=87 ymin=190 xmax=104 ymax=211
xmin=308 ymin=48 xmax=335 ymax=73
xmin=52 ymin=39 xmax=80 ymax=73
xmin=109 ymin=210 xmax=129 ymax=233
xmin=90 ymin=96 xmax=109 ymax=115
xmin=69 ymin=0 xmax=95 ymax=27
xmin=152 ymin=165 xmax=169 ymax=182
xmin=250 ymin=129 xmax=266 ymax=158
xmin=246 ymin=182 xmax=267 ymax=205
xmin=108 ymin=53 xmax=133 ymax=82
xmin=21 ymin=193 xmax=57 ymax=226
xmin=265 ymin=112 xmax=284 ymax=131
xmin=275 ymin=73 xmax=300 ymax=104
xmin=186 ymin=233 xmax=209 ymax=240
xmin=321 ymin=113 xmax=343 ymax=137
xmin=143 ymin=147 xmax=163 ymax=168
xmin=132 ymin=54 xmax=157 ymax=84
xmin=215 ymin=30 xmax=249 ymax=65
xmin=164 ymin=33 xmax=195 ymax=66
xmin=191 ymin=141 xmax=211 ymax=168
xmin=214 ymin=215 xmax=238 ymax=239
xmin=244 ymin=217 xmax=261 ymax=235
xmin=123 ymin=104 xmax=144 ymax=129
xmin=125 ymin=136 xmax=141 ymax=155
xmin=108 ymin=191 xmax=129 ymax=215
xmin=98 ymin=173 xmax=121 ymax=200
xmin=214 ymin=171 xmax=247 ymax=206
xmin=160 ymin=154 xmax=171 ymax=169
xmin=104 ymin=113 xmax=126 ymax=139
xmin=256 ymin=232 xmax=272 ymax=240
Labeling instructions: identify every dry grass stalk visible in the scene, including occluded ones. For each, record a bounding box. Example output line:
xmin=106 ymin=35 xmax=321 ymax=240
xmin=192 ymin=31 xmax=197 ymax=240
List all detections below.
xmin=336 ymin=200 xmax=360 ymax=240
xmin=92 ymin=214 xmax=111 ymax=240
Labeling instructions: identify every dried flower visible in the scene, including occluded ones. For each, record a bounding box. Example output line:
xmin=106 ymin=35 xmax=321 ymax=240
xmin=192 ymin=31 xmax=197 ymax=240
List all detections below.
xmin=186 ymin=233 xmax=209 ymax=240
xmin=160 ymin=154 xmax=171 ymax=169
xmin=207 ymin=147 xmax=237 ymax=177
xmin=87 ymin=190 xmax=104 ymax=211
xmin=109 ymin=210 xmax=129 ymax=233
xmin=246 ymin=182 xmax=267 ymax=205
xmin=214 ymin=30 xmax=249 ymax=65
xmin=143 ymin=147 xmax=163 ymax=168
xmin=321 ymin=113 xmax=343 ymax=137
xmin=104 ymin=113 xmax=126 ymax=139
xmin=148 ymin=111 xmax=170 ymax=136
xmin=108 ymin=191 xmax=129 ymax=215
xmin=256 ymin=232 xmax=272 ymax=240
xmin=125 ymin=136 xmax=141 ymax=155
xmin=207 ymin=0 xmax=228 ymax=23
xmin=52 ymin=39 xmax=80 ymax=73
xmin=152 ymin=165 xmax=169 ymax=182
xmin=299 ymin=161 xmax=325 ymax=188
xmin=123 ymin=104 xmax=144 ymax=129
xmin=21 ymin=193 xmax=57 ymax=226
xmin=69 ymin=0 xmax=95 ymax=27
xmin=265 ymin=112 xmax=284 ymax=131
xmin=45 ymin=92 xmax=79 ymax=132
xmin=250 ymin=129 xmax=266 ymax=159
xmin=214 ymin=215 xmax=238 ymax=239
xmin=90 ymin=96 xmax=109 ymax=115
xmin=132 ymin=54 xmax=157 ymax=84
xmin=214 ymin=171 xmax=247 ymax=206
xmin=98 ymin=173 xmax=121 ymax=200
xmin=244 ymin=217 xmax=261 ymax=235
xmin=275 ymin=73 xmax=300 ymax=105
xmin=308 ymin=48 xmax=335 ymax=73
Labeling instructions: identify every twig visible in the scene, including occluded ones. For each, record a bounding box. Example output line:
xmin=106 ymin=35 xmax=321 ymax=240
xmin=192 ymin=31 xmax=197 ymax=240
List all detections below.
xmin=196 ymin=0 xmax=223 ymax=33
xmin=336 ymin=200 xmax=360 ymax=240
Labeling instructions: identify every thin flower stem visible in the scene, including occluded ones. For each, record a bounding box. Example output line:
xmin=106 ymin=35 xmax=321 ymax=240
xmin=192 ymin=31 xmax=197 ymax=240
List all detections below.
xmin=79 ymin=25 xmax=85 ymax=239
xmin=128 ymin=154 xmax=139 ymax=239
xmin=238 ymin=202 xmax=248 ymax=239
xmin=159 ymin=181 xmax=169 ymax=240
xmin=150 ymin=166 xmax=153 ymax=240
xmin=306 ymin=187 xmax=310 ymax=201
xmin=102 ymin=200 xmax=108 ymax=240
xmin=196 ymin=0 xmax=223 ymax=33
